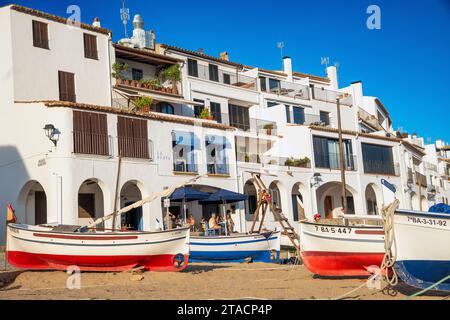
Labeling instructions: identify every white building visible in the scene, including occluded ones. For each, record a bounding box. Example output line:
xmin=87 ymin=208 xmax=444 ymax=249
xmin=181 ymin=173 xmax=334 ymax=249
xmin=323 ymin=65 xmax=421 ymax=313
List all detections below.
xmin=1 ymin=5 xmax=449 ymax=245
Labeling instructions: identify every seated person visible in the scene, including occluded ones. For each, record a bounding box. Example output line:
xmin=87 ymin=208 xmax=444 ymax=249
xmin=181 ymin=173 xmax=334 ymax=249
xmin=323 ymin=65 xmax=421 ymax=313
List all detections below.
xmin=208 ymin=213 xmax=222 ymax=233
xmin=200 ymin=217 xmax=206 ymax=232
xmin=225 ymin=211 xmax=235 ymax=234
xmin=187 ymin=214 xmax=196 ymax=231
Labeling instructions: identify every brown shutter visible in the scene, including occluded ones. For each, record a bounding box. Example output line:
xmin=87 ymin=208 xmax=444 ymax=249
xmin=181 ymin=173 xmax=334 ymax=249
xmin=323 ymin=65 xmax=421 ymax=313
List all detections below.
xmin=32 ymin=20 xmax=48 ymax=49
xmin=117 ymin=116 xmax=148 ymax=159
xmin=84 ymin=33 xmax=98 ymax=59
xmin=73 ymin=111 xmax=108 ymax=155
xmin=59 ymin=71 xmax=76 ymax=102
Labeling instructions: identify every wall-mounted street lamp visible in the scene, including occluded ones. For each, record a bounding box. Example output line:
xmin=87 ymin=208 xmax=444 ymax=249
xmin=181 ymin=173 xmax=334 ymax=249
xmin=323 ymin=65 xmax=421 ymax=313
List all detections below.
xmin=43 ymin=124 xmax=60 ymax=147
xmin=310 ymin=172 xmax=322 ymax=188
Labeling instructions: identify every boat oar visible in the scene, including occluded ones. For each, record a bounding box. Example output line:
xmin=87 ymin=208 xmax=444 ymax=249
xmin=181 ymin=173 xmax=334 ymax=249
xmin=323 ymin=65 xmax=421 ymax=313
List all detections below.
xmin=80 ymin=175 xmax=204 ymax=231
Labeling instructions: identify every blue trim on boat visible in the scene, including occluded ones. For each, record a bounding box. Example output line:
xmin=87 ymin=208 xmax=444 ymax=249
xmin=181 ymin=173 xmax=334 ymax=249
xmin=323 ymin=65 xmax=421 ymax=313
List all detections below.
xmin=190 ymin=236 xmax=278 ymax=246
xmin=190 ymin=250 xmax=280 ymax=263
xmin=395 ymin=260 xmax=450 ymax=292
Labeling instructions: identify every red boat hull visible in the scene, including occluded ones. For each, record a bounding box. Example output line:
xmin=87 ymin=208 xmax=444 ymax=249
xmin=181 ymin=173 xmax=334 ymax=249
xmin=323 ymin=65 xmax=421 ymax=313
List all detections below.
xmin=7 ymin=251 xmax=189 ymax=272
xmin=302 ymin=251 xmax=384 ymax=276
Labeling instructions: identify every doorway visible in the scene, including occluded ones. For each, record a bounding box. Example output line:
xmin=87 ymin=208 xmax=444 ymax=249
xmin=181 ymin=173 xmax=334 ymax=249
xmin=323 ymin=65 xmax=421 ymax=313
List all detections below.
xmin=324 ymin=196 xmax=333 ymax=219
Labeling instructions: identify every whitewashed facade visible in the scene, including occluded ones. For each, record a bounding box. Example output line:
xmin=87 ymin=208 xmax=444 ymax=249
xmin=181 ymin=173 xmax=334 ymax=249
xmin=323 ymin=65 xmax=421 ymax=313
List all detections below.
xmin=0 ymin=5 xmax=449 ymax=245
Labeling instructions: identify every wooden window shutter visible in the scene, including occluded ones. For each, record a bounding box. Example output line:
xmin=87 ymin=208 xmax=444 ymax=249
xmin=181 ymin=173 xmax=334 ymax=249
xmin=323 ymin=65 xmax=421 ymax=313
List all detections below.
xmin=59 ymin=71 xmax=76 ymax=102
xmin=32 ymin=20 xmax=49 ymax=49
xmin=84 ymin=33 xmax=98 ymax=59
xmin=73 ymin=111 xmax=108 ymax=155
xmin=117 ymin=116 xmax=149 ymax=159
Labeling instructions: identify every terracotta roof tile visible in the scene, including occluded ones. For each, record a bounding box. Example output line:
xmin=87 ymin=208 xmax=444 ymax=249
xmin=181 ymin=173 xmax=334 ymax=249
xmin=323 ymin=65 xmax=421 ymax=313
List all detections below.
xmin=15 ymin=100 xmax=234 ymax=131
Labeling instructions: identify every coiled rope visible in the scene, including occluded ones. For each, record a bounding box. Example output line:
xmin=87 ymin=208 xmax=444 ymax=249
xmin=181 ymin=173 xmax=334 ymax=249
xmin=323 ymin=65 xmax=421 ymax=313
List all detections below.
xmin=379 ymin=199 xmax=400 ymax=287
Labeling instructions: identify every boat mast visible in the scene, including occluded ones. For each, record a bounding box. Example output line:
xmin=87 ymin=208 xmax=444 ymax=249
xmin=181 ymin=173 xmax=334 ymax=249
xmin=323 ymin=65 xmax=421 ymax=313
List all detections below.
xmin=336 ymin=95 xmax=347 ymax=214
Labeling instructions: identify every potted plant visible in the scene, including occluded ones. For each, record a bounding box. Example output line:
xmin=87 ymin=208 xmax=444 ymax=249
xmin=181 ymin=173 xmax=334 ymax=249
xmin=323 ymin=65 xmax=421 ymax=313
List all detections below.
xmin=199 ymin=108 xmax=213 ymax=120
xmin=160 ymin=63 xmax=181 ymax=95
xmin=263 ymin=123 xmax=274 ymax=135
xmin=134 ymin=96 xmax=153 ymax=113
xmin=148 ymin=79 xmax=162 ymax=90
xmin=112 ymin=62 xmax=129 ymax=85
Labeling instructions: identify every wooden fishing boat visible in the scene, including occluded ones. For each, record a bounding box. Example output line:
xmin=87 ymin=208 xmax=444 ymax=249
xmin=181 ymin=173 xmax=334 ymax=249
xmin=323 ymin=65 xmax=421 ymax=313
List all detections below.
xmin=394 ymin=209 xmax=450 ymax=291
xmin=300 ymin=219 xmax=385 ymax=276
xmin=6 ymin=223 xmax=190 ymax=272
xmin=189 ymin=231 xmax=281 ymax=263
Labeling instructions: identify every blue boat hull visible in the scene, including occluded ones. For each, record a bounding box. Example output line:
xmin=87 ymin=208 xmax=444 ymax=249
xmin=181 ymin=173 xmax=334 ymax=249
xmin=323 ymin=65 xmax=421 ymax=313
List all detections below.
xmin=395 ymin=260 xmax=450 ymax=291
xmin=190 ymin=249 xmax=279 ymax=263
xmin=189 ymin=232 xmax=281 ymax=263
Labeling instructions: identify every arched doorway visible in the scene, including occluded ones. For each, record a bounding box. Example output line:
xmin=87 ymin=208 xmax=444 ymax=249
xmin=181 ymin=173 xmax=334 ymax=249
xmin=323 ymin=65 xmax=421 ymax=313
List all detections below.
xmin=365 ymin=184 xmax=378 ymax=215
xmin=316 ymin=182 xmax=357 ymax=218
xmin=291 ymin=183 xmax=306 ymax=221
xmin=268 ymin=181 xmax=282 ymax=211
xmin=243 ymin=180 xmax=257 ymax=220
xmin=78 ymin=179 xmax=104 ymax=227
xmin=120 ymin=181 xmax=143 ymax=231
xmin=18 ymin=180 xmax=47 ymax=225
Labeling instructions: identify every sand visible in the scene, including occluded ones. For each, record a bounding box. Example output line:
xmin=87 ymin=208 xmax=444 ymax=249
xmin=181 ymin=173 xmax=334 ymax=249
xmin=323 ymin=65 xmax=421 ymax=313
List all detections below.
xmin=0 ymin=253 xmax=448 ymax=300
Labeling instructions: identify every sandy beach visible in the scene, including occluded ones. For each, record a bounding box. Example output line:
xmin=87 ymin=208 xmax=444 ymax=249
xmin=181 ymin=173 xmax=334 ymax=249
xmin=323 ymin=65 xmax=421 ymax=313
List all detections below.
xmin=0 ymin=252 xmax=448 ymax=300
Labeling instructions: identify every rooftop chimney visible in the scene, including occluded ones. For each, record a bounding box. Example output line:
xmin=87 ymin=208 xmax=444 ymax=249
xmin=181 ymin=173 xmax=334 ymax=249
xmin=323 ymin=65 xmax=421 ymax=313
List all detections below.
xmin=283 ymin=56 xmax=292 ymax=81
xmin=220 ymin=51 xmax=229 ymax=61
xmin=326 ymin=66 xmax=338 ymax=89
xmin=92 ymin=17 xmax=101 ymax=28
xmin=198 ymin=48 xmax=204 ymax=54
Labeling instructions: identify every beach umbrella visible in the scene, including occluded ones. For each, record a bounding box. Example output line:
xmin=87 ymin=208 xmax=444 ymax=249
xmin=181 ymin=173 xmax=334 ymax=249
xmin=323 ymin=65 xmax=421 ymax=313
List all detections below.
xmin=168 ymin=187 xmax=210 ymax=223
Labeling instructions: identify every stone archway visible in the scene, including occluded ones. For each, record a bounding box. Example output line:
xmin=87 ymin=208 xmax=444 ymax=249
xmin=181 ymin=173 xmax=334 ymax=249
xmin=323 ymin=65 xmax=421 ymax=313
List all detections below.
xmin=243 ymin=179 xmax=258 ymax=221
xmin=316 ymin=181 xmax=358 ymax=218
xmin=120 ymin=180 xmax=144 ymax=231
xmin=291 ymin=182 xmax=306 ymax=221
xmin=78 ymin=178 xmax=105 ymax=227
xmin=365 ymin=184 xmax=379 ymax=215
xmin=17 ymin=180 xmax=47 ymax=225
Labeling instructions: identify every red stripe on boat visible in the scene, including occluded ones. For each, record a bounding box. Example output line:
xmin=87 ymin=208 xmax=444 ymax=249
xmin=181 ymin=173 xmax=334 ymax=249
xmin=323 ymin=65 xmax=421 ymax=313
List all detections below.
xmin=354 ymin=230 xmax=385 ymax=235
xmin=7 ymin=251 xmax=189 ymax=272
xmin=32 ymin=233 xmax=138 ymax=241
xmin=302 ymin=251 xmax=384 ymax=276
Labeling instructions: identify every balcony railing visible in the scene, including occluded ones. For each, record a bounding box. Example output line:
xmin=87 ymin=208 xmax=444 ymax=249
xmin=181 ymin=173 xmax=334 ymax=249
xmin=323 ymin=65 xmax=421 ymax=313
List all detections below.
xmin=118 ymin=137 xmax=153 ymax=160
xmin=236 ymin=152 xmax=311 ymax=169
xmin=207 ymin=162 xmax=230 ymax=175
xmin=173 ymin=159 xmax=198 ymax=173
xmin=73 ymin=131 xmax=111 ymax=156
xmin=311 ymin=86 xmax=352 ymax=106
xmin=268 ymin=80 xmax=310 ymax=100
xmin=195 ymin=64 xmax=257 ymax=90
xmin=314 ymin=152 xmax=357 ymax=171
xmin=363 ymin=160 xmax=400 ymax=176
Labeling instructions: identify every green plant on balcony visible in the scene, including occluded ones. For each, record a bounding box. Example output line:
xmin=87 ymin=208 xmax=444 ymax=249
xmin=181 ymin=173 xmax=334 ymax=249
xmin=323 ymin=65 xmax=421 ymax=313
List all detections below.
xmin=199 ymin=108 xmax=213 ymax=120
xmin=284 ymin=156 xmax=310 ymax=168
xmin=112 ymin=62 xmax=129 ymax=84
xmin=263 ymin=123 xmax=274 ymax=135
xmin=160 ymin=63 xmax=181 ymax=94
xmin=134 ymin=96 xmax=153 ymax=113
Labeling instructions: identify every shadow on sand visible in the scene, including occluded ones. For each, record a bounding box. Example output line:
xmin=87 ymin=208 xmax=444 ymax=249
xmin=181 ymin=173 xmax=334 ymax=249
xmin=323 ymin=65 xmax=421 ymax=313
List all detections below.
xmin=183 ymin=263 xmax=231 ymax=274
xmin=0 ymin=270 xmax=24 ymax=291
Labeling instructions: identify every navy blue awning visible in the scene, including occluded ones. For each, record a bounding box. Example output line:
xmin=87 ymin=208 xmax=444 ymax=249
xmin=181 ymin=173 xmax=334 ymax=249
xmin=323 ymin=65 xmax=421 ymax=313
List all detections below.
xmin=169 ymin=187 xmax=210 ymax=202
xmin=199 ymin=188 xmax=248 ymax=204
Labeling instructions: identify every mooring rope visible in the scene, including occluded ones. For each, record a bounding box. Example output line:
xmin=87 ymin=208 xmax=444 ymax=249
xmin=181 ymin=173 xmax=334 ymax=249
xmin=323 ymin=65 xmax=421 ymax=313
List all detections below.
xmin=404 ymin=274 xmax=450 ymax=300
xmin=379 ymin=199 xmax=400 ymax=287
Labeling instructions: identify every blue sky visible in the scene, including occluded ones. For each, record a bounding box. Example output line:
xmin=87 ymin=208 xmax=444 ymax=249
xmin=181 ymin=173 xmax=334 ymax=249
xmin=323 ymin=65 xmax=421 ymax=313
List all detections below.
xmin=2 ymin=0 xmax=450 ymax=143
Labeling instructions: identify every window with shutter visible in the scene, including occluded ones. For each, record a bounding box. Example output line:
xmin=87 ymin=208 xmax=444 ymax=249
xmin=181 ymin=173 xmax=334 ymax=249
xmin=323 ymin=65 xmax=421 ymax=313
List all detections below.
xmin=83 ymin=33 xmax=98 ymax=59
xmin=187 ymin=59 xmax=198 ymax=77
xmin=117 ymin=116 xmax=149 ymax=159
xmin=209 ymin=64 xmax=219 ymax=82
xmin=58 ymin=71 xmax=76 ymax=102
xmin=73 ymin=111 xmax=109 ymax=155
xmin=32 ymin=20 xmax=49 ymax=49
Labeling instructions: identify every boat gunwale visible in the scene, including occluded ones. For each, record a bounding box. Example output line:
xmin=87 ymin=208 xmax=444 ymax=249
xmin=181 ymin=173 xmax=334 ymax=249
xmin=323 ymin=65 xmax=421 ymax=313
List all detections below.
xmin=190 ymin=230 xmax=280 ymax=240
xmin=300 ymin=220 xmax=383 ymax=229
xmin=7 ymin=223 xmax=190 ymax=236
xmin=395 ymin=209 xmax=450 ymax=220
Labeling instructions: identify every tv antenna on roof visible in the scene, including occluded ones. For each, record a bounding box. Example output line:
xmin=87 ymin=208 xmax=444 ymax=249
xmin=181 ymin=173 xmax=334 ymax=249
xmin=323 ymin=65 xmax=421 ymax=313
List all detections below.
xmin=321 ymin=57 xmax=330 ymax=70
xmin=120 ymin=0 xmax=130 ymax=38
xmin=277 ymin=42 xmax=284 ymax=65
